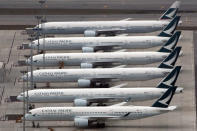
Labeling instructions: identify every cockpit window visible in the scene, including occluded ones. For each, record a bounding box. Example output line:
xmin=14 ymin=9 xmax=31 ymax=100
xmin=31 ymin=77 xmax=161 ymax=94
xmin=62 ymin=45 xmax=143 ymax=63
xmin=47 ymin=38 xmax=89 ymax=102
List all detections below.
xmin=27 ymin=112 xmax=32 ymax=114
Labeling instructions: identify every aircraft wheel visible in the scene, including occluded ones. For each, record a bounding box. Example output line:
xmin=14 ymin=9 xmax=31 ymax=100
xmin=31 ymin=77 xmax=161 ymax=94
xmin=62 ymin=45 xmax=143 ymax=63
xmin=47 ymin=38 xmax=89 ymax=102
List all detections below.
xmin=32 ymin=121 xmax=35 ymax=128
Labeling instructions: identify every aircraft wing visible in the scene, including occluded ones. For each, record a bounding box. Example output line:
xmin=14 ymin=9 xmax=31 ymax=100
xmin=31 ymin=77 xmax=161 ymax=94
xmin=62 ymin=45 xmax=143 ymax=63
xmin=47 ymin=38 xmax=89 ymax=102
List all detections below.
xmin=77 ymin=115 xmax=121 ymax=121
xmin=97 ymin=28 xmax=126 ymax=36
xmin=82 ymin=41 xmax=125 ymax=52
xmin=90 ymin=78 xmax=117 ymax=82
xmin=120 ymin=18 xmax=132 ymax=21
xmin=77 ymin=112 xmax=131 ymax=120
xmin=82 ymin=45 xmax=122 ymax=52
xmin=82 ymin=97 xmax=124 ymax=103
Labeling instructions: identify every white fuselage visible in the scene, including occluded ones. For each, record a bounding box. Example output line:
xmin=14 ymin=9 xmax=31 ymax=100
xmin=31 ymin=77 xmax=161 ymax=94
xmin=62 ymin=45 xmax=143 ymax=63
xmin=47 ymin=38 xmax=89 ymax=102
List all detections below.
xmin=22 ymin=68 xmax=171 ymax=83
xmin=36 ymin=21 xmax=169 ymax=35
xmin=17 ymin=88 xmax=182 ymax=103
xmin=25 ymin=106 xmax=175 ymax=121
xmin=30 ymin=36 xmax=169 ymax=50
xmin=27 ymin=52 xmax=169 ymax=67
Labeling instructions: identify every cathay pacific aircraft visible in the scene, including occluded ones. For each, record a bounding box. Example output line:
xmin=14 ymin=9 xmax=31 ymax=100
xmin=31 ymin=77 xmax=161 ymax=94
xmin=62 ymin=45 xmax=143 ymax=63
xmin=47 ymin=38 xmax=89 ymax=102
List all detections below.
xmin=26 ymin=45 xmax=181 ymax=68
xmin=32 ymin=1 xmax=181 ymax=36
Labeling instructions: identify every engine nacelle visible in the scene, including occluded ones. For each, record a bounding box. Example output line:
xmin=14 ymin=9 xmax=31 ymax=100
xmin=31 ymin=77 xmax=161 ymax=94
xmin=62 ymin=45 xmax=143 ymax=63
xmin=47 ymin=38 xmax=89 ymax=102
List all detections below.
xmin=80 ymin=63 xmax=93 ymax=68
xmin=84 ymin=30 xmax=98 ymax=37
xmin=78 ymin=79 xmax=91 ymax=87
xmin=74 ymin=118 xmax=89 ymax=127
xmin=74 ymin=99 xmax=89 ymax=106
xmin=82 ymin=47 xmax=94 ymax=53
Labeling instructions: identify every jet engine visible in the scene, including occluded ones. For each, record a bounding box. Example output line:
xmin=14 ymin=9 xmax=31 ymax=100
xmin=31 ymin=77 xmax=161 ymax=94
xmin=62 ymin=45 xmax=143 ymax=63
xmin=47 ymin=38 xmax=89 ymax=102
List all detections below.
xmin=82 ymin=47 xmax=94 ymax=53
xmin=84 ymin=30 xmax=98 ymax=37
xmin=74 ymin=99 xmax=89 ymax=106
xmin=78 ymin=79 xmax=91 ymax=87
xmin=74 ymin=118 xmax=89 ymax=127
xmin=80 ymin=63 xmax=93 ymax=68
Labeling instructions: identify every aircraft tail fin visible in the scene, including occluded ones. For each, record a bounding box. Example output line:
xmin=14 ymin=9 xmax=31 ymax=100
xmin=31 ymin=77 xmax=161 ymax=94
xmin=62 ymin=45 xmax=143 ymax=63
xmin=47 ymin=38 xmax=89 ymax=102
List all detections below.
xmin=157 ymin=66 xmax=181 ymax=86
xmin=158 ymin=47 xmax=181 ymax=69
xmin=160 ymin=1 xmax=181 ymax=20
xmin=152 ymin=85 xmax=177 ymax=108
xmin=158 ymin=31 xmax=181 ymax=52
xmin=158 ymin=16 xmax=180 ymax=37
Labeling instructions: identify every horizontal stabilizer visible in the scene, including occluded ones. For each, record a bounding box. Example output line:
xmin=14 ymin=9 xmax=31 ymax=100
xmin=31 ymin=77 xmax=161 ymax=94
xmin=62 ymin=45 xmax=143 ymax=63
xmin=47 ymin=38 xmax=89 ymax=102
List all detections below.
xmin=167 ymin=106 xmax=177 ymax=111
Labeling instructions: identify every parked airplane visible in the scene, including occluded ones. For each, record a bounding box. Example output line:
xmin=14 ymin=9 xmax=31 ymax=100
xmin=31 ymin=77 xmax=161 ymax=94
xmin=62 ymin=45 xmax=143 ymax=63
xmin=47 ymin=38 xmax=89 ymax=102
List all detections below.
xmin=24 ymin=84 xmax=178 ymax=128
xmin=21 ymin=47 xmax=181 ymax=88
xmin=32 ymin=1 xmax=181 ymax=36
xmin=29 ymin=17 xmax=181 ymax=52
xmin=25 ymin=44 xmax=181 ymax=68
xmin=17 ymin=66 xmax=182 ymax=106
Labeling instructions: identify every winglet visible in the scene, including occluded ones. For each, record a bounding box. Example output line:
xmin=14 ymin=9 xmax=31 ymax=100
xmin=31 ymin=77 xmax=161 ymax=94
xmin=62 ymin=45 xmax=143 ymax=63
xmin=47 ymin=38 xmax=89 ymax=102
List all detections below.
xmin=158 ymin=16 xmax=181 ymax=37
xmin=158 ymin=31 xmax=181 ymax=52
xmin=114 ymin=49 xmax=127 ymax=52
xmin=157 ymin=66 xmax=181 ymax=86
xmin=120 ymin=18 xmax=132 ymax=21
xmin=110 ymin=83 xmax=128 ymax=88
xmin=152 ymin=85 xmax=177 ymax=108
xmin=113 ymin=65 xmax=127 ymax=68
xmin=158 ymin=47 xmax=181 ymax=69
xmin=160 ymin=1 xmax=181 ymax=20
xmin=111 ymin=102 xmax=127 ymax=106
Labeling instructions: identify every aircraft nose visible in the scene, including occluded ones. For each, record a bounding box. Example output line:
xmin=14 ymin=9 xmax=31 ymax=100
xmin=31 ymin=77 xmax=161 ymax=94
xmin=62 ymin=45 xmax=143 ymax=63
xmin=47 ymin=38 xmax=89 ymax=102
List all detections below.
xmin=178 ymin=20 xmax=182 ymax=25
xmin=24 ymin=114 xmax=31 ymax=120
xmin=33 ymin=25 xmax=41 ymax=31
xmin=29 ymin=42 xmax=37 ymax=49
xmin=17 ymin=95 xmax=22 ymax=101
xmin=21 ymin=75 xmax=26 ymax=81
xmin=25 ymin=113 xmax=36 ymax=121
xmin=17 ymin=94 xmax=24 ymax=101
xmin=21 ymin=73 xmax=29 ymax=81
